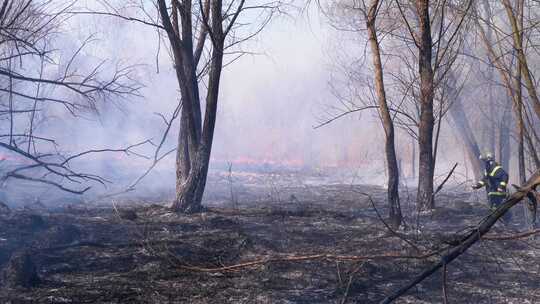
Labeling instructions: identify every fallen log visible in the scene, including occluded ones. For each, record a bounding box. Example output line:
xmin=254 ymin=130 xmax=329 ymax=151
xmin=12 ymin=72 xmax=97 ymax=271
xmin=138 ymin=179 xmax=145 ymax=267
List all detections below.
xmin=378 ymin=171 xmax=540 ymax=304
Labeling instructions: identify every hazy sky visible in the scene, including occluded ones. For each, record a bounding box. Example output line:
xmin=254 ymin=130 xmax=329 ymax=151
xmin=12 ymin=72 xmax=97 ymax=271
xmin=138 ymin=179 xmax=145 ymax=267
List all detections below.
xmin=58 ymin=4 xmax=387 ymax=174
xmin=49 ymin=1 xmax=462 ymax=194
xmin=0 ymin=0 xmax=474 ymax=202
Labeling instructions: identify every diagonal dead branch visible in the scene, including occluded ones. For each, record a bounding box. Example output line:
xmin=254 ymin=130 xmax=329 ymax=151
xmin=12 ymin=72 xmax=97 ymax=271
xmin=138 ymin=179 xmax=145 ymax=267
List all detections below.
xmin=379 ymin=170 xmax=540 ymax=304
xmin=483 ymin=228 xmax=540 ymax=240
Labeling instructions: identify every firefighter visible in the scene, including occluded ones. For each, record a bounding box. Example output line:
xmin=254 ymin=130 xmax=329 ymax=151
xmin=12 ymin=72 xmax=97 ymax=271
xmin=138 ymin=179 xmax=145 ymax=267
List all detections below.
xmin=472 ymin=152 xmax=511 ymax=221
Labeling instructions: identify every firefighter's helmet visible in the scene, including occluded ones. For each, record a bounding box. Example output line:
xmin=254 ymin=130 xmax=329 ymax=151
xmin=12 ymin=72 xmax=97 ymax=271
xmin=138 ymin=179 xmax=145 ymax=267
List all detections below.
xmin=479 ymin=152 xmax=494 ymax=161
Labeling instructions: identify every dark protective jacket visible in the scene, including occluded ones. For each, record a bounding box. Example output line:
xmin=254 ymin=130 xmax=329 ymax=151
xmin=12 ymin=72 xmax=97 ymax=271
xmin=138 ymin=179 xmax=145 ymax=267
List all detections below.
xmin=474 ymin=161 xmax=509 ymax=197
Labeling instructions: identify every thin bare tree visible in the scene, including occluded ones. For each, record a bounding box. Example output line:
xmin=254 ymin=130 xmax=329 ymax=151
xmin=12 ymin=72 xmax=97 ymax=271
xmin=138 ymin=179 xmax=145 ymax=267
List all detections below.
xmin=474 ymin=0 xmax=540 ymax=173
xmin=394 ymin=0 xmax=471 ymax=210
xmin=323 ymin=0 xmax=403 ymax=227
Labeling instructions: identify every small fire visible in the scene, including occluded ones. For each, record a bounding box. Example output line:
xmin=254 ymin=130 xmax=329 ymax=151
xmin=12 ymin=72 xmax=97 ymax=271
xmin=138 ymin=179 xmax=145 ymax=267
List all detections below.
xmin=212 ymin=155 xmax=305 ymax=167
xmin=0 ymin=153 xmax=32 ymax=164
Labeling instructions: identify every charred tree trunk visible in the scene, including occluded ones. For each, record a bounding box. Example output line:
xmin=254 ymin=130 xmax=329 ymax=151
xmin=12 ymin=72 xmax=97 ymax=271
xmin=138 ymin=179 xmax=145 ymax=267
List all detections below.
xmin=174 ymin=0 xmax=225 ymax=213
xmin=157 ymin=0 xmax=227 ymax=213
xmin=174 ymin=155 xmax=207 ymax=213
xmin=176 ymin=112 xmax=191 ymax=184
xmin=366 ymin=0 xmax=402 ymax=228
xmin=416 ymin=0 xmax=435 ymax=211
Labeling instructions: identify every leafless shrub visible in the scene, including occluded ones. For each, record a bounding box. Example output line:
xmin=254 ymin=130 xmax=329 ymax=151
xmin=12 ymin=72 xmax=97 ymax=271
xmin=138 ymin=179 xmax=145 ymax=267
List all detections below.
xmin=0 ymin=0 xmax=143 ymax=195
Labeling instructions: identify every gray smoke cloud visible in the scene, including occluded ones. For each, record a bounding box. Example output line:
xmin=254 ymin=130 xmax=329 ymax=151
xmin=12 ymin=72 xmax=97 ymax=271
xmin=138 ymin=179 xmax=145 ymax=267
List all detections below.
xmin=1 ymin=2 xmax=469 ymax=207
xmin=55 ymin=6 xmax=389 ymax=192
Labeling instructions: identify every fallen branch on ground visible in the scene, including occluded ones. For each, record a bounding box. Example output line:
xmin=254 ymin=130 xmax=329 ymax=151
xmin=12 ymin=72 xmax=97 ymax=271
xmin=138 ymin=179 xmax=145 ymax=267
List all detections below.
xmin=169 ymin=250 xmax=442 ymax=273
xmin=483 ymin=228 xmax=540 ymax=240
xmin=378 ymin=170 xmax=540 ymax=304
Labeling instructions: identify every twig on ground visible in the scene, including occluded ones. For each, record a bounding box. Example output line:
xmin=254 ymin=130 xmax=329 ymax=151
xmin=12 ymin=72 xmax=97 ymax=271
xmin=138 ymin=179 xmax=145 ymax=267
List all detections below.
xmin=336 ymin=261 xmax=343 ymax=285
xmin=341 ymin=262 xmax=364 ymax=304
xmin=483 ymin=228 xmax=540 ymax=240
xmin=169 ymin=250 xmax=440 ymax=273
xmin=442 ymin=262 xmax=449 ymax=304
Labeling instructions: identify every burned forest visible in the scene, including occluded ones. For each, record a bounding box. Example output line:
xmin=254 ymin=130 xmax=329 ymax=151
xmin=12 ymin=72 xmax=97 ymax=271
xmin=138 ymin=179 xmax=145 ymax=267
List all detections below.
xmin=1 ymin=0 xmax=540 ymax=303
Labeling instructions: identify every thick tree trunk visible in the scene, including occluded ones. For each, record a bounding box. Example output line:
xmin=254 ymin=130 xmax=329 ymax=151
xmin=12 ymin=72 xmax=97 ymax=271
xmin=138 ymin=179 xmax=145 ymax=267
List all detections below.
xmin=176 ymin=113 xmax=191 ymax=182
xmin=174 ymin=112 xmax=207 ymax=213
xmin=174 ymin=154 xmax=206 ymax=213
xmin=157 ymin=0 xmax=227 ymax=213
xmin=173 ymin=136 xmax=215 ymax=213
xmin=416 ymin=0 xmax=435 ymax=211
xmin=172 ymin=0 xmax=225 ymax=212
xmin=366 ymin=0 xmax=402 ymax=228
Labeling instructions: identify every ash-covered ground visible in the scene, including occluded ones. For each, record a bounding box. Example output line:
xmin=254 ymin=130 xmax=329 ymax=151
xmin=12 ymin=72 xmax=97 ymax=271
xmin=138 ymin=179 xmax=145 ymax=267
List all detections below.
xmin=0 ymin=170 xmax=539 ymax=303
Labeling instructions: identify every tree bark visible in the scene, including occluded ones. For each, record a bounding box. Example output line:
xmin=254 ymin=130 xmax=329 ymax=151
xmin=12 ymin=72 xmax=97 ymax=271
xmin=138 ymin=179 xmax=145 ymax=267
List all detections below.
xmin=157 ymin=0 xmax=228 ymax=213
xmin=416 ymin=0 xmax=435 ymax=211
xmin=366 ymin=0 xmax=402 ymax=228
xmin=177 ymin=112 xmax=191 ymax=183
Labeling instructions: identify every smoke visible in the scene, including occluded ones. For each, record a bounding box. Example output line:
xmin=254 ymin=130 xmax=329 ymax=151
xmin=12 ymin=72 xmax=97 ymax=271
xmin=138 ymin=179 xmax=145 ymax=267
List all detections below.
xmin=0 ymin=2 xmax=466 ymax=206
xmin=47 ymin=5 xmax=387 ymax=194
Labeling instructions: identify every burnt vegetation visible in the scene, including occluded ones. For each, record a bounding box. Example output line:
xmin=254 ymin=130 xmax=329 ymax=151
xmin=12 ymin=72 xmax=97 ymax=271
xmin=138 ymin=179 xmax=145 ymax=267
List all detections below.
xmin=1 ymin=0 xmax=540 ymax=303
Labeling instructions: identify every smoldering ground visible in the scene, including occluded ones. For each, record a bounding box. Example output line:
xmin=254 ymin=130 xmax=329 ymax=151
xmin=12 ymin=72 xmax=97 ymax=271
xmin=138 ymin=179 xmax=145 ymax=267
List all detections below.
xmin=1 ymin=1 xmax=539 ymax=303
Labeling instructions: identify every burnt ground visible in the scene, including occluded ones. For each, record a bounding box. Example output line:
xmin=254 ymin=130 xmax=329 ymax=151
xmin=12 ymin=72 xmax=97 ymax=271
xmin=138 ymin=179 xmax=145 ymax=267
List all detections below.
xmin=0 ymin=171 xmax=539 ymax=303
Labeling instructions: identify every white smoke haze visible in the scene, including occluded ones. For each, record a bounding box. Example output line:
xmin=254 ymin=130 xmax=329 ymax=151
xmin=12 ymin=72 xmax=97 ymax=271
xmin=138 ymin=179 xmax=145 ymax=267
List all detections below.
xmin=69 ymin=8 xmax=384 ymax=176
xmin=1 ymin=1 xmax=477 ymax=206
